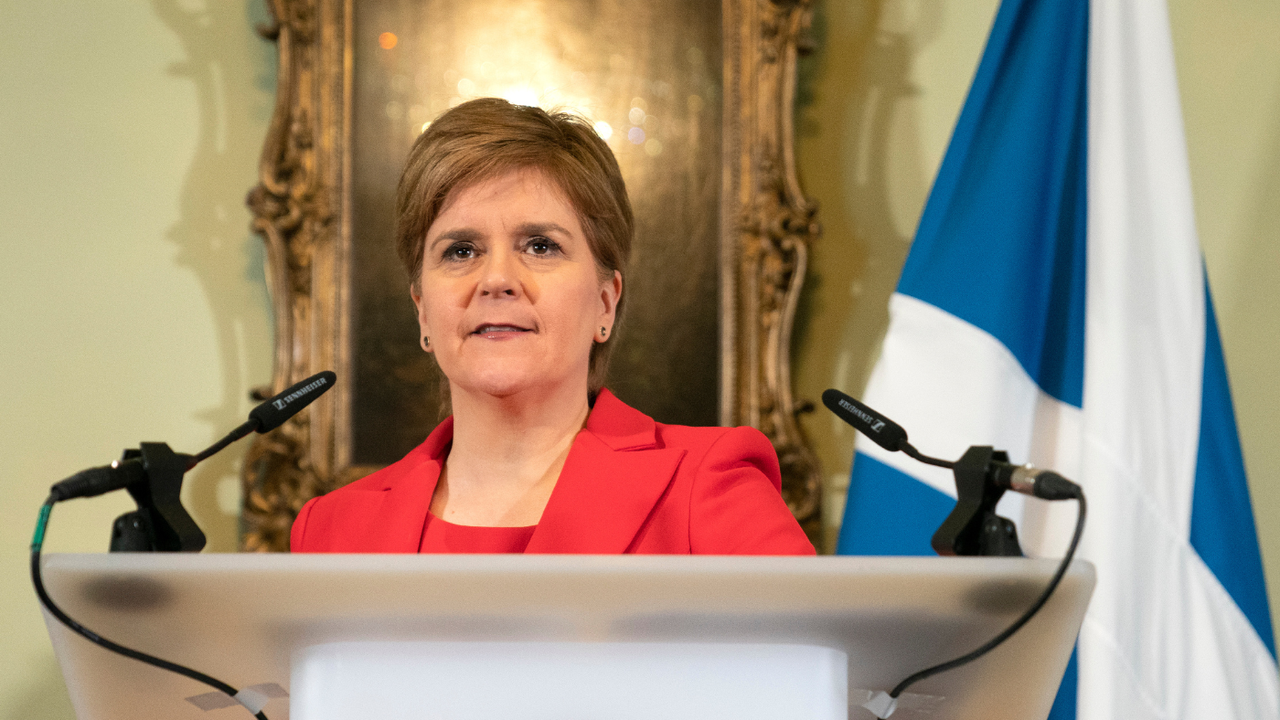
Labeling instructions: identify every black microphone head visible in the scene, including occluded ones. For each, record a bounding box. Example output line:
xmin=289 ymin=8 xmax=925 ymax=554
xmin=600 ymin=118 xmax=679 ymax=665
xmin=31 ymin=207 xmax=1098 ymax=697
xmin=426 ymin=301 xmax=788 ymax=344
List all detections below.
xmin=249 ymin=371 xmax=337 ymax=433
xmin=821 ymin=389 xmax=909 ymax=452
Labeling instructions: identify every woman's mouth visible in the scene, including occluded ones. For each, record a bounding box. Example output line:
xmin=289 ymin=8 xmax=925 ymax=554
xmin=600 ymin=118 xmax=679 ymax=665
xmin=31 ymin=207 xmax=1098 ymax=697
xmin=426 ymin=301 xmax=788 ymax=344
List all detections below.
xmin=472 ymin=324 xmax=533 ymax=336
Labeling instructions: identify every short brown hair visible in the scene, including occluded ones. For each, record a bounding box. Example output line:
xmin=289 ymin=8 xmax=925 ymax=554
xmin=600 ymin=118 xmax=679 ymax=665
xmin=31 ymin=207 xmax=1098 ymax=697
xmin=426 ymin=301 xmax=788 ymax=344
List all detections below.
xmin=396 ymin=97 xmax=634 ymax=395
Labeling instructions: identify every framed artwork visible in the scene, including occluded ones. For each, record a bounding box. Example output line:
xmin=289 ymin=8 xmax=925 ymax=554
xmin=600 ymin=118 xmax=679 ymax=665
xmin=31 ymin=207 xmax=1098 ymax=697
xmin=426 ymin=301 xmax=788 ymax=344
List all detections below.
xmin=244 ymin=0 xmax=822 ymax=550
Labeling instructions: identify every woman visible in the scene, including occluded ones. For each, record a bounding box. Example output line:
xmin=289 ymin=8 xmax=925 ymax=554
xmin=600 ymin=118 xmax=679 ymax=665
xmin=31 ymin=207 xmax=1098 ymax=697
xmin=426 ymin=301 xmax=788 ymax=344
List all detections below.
xmin=291 ymin=98 xmax=814 ymax=555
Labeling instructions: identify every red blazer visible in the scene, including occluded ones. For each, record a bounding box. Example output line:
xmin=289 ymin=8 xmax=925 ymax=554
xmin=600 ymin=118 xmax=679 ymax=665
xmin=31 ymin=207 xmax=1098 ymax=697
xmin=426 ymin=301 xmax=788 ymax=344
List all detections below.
xmin=291 ymin=390 xmax=815 ymax=555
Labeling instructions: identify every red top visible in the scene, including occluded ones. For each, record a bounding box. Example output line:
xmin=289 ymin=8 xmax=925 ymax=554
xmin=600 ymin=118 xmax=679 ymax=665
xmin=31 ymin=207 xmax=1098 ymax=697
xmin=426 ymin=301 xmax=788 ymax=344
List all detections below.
xmin=292 ymin=389 xmax=814 ymax=556
xmin=419 ymin=513 xmax=536 ymax=554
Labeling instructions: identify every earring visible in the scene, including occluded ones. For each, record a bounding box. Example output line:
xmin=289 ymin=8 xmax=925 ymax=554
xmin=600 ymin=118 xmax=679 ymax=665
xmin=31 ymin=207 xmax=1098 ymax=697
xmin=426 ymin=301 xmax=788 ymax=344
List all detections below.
xmin=600 ymin=326 xmax=608 ymax=339
xmin=422 ymin=336 xmax=431 ymax=350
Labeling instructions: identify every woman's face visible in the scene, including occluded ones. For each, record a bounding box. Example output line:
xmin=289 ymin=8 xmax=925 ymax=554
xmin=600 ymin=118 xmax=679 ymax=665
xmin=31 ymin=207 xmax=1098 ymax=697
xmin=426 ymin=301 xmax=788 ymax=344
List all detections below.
xmin=412 ymin=167 xmax=621 ymax=402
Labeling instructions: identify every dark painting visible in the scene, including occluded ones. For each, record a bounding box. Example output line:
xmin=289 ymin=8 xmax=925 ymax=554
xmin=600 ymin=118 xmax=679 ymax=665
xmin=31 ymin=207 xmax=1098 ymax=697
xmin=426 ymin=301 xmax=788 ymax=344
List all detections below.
xmin=349 ymin=0 xmax=723 ymax=465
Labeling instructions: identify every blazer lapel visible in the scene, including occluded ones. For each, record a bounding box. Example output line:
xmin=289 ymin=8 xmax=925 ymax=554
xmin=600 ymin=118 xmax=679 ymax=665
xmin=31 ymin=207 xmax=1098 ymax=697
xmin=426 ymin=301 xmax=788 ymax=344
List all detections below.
xmin=525 ymin=392 xmax=685 ymax=554
xmin=365 ymin=453 xmax=439 ymax=552
xmin=327 ymin=419 xmax=449 ymax=553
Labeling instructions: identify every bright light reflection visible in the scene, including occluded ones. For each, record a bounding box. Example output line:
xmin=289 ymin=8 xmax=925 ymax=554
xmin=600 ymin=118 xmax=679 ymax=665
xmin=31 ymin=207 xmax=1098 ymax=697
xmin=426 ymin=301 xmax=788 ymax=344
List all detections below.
xmin=627 ymin=127 xmax=645 ymax=145
xmin=502 ymin=85 xmax=540 ymax=107
xmin=424 ymin=16 xmax=611 ymax=132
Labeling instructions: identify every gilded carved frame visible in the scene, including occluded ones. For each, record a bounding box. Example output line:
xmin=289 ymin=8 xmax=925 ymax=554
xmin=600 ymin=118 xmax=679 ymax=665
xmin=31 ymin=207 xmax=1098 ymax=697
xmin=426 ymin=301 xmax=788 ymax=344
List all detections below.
xmin=242 ymin=0 xmax=822 ymax=551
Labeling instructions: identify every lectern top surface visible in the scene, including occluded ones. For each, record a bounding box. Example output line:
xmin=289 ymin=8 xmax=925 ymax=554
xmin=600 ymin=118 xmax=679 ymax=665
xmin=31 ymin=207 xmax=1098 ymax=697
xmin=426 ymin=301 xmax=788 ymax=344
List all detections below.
xmin=40 ymin=554 xmax=1093 ymax=720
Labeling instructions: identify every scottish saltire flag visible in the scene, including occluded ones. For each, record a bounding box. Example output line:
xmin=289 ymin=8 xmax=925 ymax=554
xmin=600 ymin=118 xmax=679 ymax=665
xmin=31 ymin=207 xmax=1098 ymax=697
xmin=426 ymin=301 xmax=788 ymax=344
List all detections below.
xmin=836 ymin=0 xmax=1278 ymax=718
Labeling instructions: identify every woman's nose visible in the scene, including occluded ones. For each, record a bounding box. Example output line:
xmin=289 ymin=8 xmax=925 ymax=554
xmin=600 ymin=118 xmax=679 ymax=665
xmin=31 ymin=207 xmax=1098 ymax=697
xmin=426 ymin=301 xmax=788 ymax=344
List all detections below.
xmin=476 ymin=248 xmax=520 ymax=298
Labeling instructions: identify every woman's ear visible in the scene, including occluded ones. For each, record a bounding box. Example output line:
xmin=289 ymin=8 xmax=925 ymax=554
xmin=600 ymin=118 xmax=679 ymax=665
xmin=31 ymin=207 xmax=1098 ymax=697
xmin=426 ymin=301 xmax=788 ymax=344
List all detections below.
xmin=410 ymin=282 xmax=433 ymax=353
xmin=410 ymin=281 xmax=424 ymax=320
xmin=598 ymin=270 xmax=622 ymax=335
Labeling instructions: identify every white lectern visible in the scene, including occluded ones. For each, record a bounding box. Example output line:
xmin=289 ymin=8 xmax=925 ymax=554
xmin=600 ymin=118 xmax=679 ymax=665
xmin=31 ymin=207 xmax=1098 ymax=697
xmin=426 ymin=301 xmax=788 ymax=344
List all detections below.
xmin=40 ymin=554 xmax=1093 ymax=720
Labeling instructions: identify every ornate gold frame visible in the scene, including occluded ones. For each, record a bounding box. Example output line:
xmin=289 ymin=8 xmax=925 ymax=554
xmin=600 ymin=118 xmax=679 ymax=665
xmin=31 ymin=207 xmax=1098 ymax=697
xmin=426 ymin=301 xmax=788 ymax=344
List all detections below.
xmin=242 ymin=0 xmax=822 ymax=551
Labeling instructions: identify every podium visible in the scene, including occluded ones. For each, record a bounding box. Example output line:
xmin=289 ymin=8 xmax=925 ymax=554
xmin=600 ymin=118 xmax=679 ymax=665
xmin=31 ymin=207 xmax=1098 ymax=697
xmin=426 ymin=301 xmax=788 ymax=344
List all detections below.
xmin=40 ymin=554 xmax=1093 ymax=720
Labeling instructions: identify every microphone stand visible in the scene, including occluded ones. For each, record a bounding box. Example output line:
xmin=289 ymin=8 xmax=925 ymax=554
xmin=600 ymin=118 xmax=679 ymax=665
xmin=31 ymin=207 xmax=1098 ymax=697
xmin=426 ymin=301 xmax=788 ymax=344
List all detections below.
xmin=30 ymin=370 xmax=336 ymax=720
xmin=109 ymin=443 xmax=205 ymax=552
xmin=822 ymin=388 xmax=1086 ymax=719
xmin=931 ymin=446 xmax=1024 ymax=557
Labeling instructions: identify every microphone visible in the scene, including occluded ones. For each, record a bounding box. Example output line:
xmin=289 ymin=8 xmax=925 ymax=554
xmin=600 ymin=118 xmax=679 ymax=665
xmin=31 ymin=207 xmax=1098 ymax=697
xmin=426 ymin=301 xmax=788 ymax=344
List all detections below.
xmin=821 ymin=389 xmax=908 ymax=452
xmin=248 ymin=371 xmax=337 ymax=433
xmin=822 ymin=389 xmax=954 ymax=469
xmin=821 ymin=388 xmax=1082 ymax=499
xmin=192 ymin=370 xmax=338 ymax=464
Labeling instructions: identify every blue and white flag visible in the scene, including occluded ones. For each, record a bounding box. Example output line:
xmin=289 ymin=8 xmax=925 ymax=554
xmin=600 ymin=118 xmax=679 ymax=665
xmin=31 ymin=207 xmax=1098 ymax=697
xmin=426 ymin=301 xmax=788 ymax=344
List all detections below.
xmin=836 ymin=0 xmax=1278 ymax=718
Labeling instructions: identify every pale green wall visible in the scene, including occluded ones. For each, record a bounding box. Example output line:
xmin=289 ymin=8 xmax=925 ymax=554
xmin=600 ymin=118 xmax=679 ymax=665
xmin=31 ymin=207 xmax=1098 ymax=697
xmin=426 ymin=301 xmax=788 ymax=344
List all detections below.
xmin=1 ymin=1 xmax=1277 ymax=717
xmin=0 ymin=1 xmax=275 ymax=717
xmin=1168 ymin=0 xmax=1280 ymax=636
xmin=793 ymin=0 xmax=1280 ymax=634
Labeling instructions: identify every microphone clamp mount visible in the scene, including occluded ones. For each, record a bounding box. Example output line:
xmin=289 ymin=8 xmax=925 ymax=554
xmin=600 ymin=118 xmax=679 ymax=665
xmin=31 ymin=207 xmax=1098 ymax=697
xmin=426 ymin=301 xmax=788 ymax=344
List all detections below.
xmin=108 ymin=442 xmax=205 ymax=552
xmin=931 ymin=445 xmax=1023 ymax=557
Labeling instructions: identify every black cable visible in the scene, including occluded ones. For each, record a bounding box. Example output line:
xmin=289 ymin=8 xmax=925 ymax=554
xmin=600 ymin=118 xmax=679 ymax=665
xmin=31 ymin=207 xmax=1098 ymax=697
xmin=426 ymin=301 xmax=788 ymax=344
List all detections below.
xmin=874 ymin=491 xmax=1087 ymax=718
xmin=30 ymin=497 xmax=269 ymax=720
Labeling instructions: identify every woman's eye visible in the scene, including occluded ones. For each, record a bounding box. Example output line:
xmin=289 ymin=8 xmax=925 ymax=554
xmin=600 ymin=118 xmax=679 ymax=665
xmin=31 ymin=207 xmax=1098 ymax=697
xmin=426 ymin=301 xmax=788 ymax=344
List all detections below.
xmin=444 ymin=243 xmax=475 ymax=261
xmin=525 ymin=237 xmax=560 ymax=256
